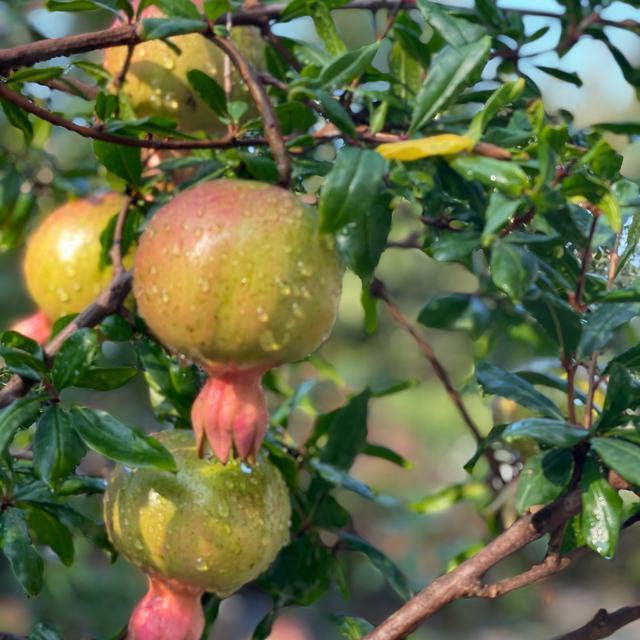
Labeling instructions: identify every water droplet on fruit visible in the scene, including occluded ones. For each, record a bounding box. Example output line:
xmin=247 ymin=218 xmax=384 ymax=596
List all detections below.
xmin=65 ymin=265 xmax=76 ymax=277
xmin=72 ymin=283 xmax=81 ymax=292
xmin=298 ymin=261 xmax=312 ymax=277
xmin=240 ymin=277 xmax=248 ymax=286
xmin=134 ymin=539 xmax=144 ymax=551
xmin=256 ymin=306 xmax=269 ymax=323
xmin=200 ymin=280 xmax=211 ymax=293
xmin=196 ymin=210 xmax=204 ymax=218
xmin=195 ymin=557 xmax=208 ymax=572
xmin=163 ymin=224 xmax=171 ymax=232
xmin=292 ymin=303 xmax=304 ymax=319
xmin=223 ymin=523 xmax=232 ymax=535
xmin=57 ymin=288 xmax=70 ymax=303
xmin=300 ymin=286 xmax=311 ymax=300
xmin=278 ymin=282 xmax=291 ymax=296
xmin=259 ymin=330 xmax=280 ymax=351
xmin=150 ymin=266 xmax=157 ymax=275
xmin=163 ymin=58 xmax=175 ymax=70
xmin=161 ymin=290 xmax=169 ymax=304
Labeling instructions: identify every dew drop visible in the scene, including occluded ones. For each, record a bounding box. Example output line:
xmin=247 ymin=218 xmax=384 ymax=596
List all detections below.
xmin=200 ymin=280 xmax=211 ymax=293
xmin=195 ymin=557 xmax=209 ymax=572
xmin=161 ymin=290 xmax=169 ymax=304
xmin=256 ymin=306 xmax=269 ymax=323
xmin=217 ymin=499 xmax=230 ymax=518
xmin=71 ymin=283 xmax=81 ymax=292
xmin=240 ymin=277 xmax=248 ymax=286
xmin=278 ymin=282 xmax=291 ymax=296
xmin=134 ymin=539 xmax=144 ymax=551
xmin=57 ymin=288 xmax=70 ymax=303
xmin=163 ymin=224 xmax=171 ymax=233
xmin=150 ymin=266 xmax=157 ymax=275
xmin=163 ymin=57 xmax=175 ymax=71
xmin=292 ymin=303 xmax=304 ymax=319
xmin=259 ymin=330 xmax=280 ymax=352
xmin=300 ymin=286 xmax=311 ymax=300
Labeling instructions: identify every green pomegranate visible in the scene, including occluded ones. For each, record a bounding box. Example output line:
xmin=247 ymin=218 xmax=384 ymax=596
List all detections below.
xmin=103 ymin=1 xmax=265 ymax=134
xmin=16 ymin=192 xmax=127 ymax=343
xmin=104 ymin=429 xmax=290 ymax=640
xmin=133 ymin=179 xmax=343 ymax=462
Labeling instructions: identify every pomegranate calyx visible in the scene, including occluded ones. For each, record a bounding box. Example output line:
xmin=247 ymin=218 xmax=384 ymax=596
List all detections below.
xmin=192 ymin=365 xmax=269 ymax=464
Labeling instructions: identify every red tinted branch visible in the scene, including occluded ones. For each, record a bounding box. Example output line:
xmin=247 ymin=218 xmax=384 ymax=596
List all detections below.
xmin=207 ymin=34 xmax=291 ymax=186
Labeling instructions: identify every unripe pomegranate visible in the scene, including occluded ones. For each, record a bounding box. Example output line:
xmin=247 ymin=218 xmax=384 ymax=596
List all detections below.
xmin=15 ymin=192 xmax=127 ymax=343
xmin=133 ymin=179 xmax=343 ymax=462
xmin=103 ymin=429 xmax=291 ymax=640
xmin=103 ymin=1 xmax=265 ymax=134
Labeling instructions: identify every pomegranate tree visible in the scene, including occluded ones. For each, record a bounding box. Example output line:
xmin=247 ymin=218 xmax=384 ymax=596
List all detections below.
xmin=16 ymin=192 xmax=126 ymax=343
xmin=104 ymin=429 xmax=291 ymax=640
xmin=133 ymin=179 xmax=343 ymax=462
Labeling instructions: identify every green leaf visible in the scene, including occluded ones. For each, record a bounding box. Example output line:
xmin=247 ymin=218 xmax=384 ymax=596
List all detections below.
xmin=604 ymin=343 xmax=640 ymax=374
xmin=319 ymin=147 xmax=386 ymax=232
xmin=27 ymin=623 xmax=63 ymax=640
xmin=140 ymin=17 xmax=205 ymax=40
xmin=503 ymin=418 xmax=588 ymax=447
xmin=310 ymin=0 xmax=347 ymax=56
xmin=336 ymin=191 xmax=392 ymax=280
xmin=340 ymin=531 xmax=412 ymax=600
xmin=477 ymin=361 xmax=563 ymax=419
xmin=1 ymin=97 xmax=33 ymax=143
xmin=596 ymin=364 xmax=633 ymax=431
xmin=362 ymin=443 xmax=410 ymax=468
xmin=449 ymin=156 xmax=528 ymax=196
xmin=418 ymin=293 xmax=491 ymax=338
xmin=33 ymin=407 xmax=86 ymax=490
xmin=186 ymin=69 xmax=227 ymax=118
xmin=50 ymin=328 xmax=100 ymax=390
xmin=577 ymin=303 xmax=640 ymax=359
xmin=310 ymin=460 xmax=376 ymax=501
xmin=8 ymin=67 xmax=65 ymax=85
xmin=591 ymin=437 xmax=640 ymax=486
xmin=468 ymin=78 xmax=525 ymax=140
xmin=203 ymin=0 xmax=229 ymax=21
xmin=73 ymin=366 xmax=138 ymax=390
xmin=581 ymin=456 xmax=622 ymax=559
xmin=336 ymin=616 xmax=374 ymax=639
xmin=491 ymin=241 xmax=538 ymax=301
xmin=318 ymin=42 xmax=380 ymax=88
xmin=258 ymin=535 xmax=334 ymax=606
xmin=535 ymin=66 xmax=583 ymax=87
xmin=315 ymin=90 xmax=356 ymax=137
xmin=70 ymin=407 xmax=176 ymax=471
xmin=410 ymin=481 xmax=490 ymax=514
xmin=482 ymin=192 xmax=522 ymax=241
xmin=320 ymin=390 xmax=369 ymax=470
xmin=0 ymin=396 xmax=42 ymax=455
xmin=416 ymin=0 xmax=485 ymax=46
xmin=93 ymin=140 xmax=142 ymax=185
xmin=515 ymin=449 xmax=573 ymax=513
xmin=26 ymin=507 xmax=74 ymax=566
xmin=410 ymin=36 xmax=491 ymax=133
xmin=0 ymin=508 xmax=44 ymax=596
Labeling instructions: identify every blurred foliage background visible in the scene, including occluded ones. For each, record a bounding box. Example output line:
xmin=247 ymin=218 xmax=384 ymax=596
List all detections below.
xmin=3 ymin=1 xmax=640 ymax=639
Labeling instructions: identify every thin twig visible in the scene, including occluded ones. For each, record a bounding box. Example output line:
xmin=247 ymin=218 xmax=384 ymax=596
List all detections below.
xmin=207 ymin=34 xmax=291 ymax=185
xmin=108 ymin=194 xmax=136 ymax=277
xmin=0 ymin=271 xmax=133 ymax=409
xmin=553 ymin=605 xmax=640 ymax=640
xmin=112 ymin=44 xmax=135 ymax=91
xmin=570 ymin=209 xmax=600 ymax=312
xmin=370 ymin=277 xmax=503 ymax=485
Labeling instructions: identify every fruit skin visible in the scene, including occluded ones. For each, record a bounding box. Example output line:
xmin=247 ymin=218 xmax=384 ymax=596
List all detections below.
xmin=104 ymin=430 xmax=291 ymax=640
xmin=23 ymin=192 xmax=127 ymax=323
xmin=103 ymin=2 xmax=265 ymax=134
xmin=133 ymin=179 xmax=344 ymax=461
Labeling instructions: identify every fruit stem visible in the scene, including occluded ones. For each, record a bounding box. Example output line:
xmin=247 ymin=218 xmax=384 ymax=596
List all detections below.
xmin=191 ymin=365 xmax=270 ymax=464
xmin=128 ymin=575 xmax=204 ymax=640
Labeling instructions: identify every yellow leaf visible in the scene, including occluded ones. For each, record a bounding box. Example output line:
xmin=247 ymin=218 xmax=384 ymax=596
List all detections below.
xmin=377 ymin=134 xmax=475 ymax=161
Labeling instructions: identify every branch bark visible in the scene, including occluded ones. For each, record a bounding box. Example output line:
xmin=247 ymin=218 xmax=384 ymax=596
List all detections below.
xmin=554 ymin=605 xmax=640 ymax=640
xmin=363 ymin=490 xmax=582 ymax=640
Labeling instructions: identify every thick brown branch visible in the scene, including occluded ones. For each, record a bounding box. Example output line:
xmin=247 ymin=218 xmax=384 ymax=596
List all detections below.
xmin=0 ymin=270 xmax=133 ymax=409
xmin=554 ymin=605 xmax=640 ymax=640
xmin=208 ymin=34 xmax=291 ymax=185
xmin=364 ymin=490 xmax=582 ymax=640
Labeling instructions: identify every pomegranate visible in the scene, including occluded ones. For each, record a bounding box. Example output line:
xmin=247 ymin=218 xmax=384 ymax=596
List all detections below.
xmin=16 ymin=192 xmax=127 ymax=343
xmin=133 ymin=179 xmax=343 ymax=462
xmin=103 ymin=429 xmax=291 ymax=640
xmin=103 ymin=2 xmax=265 ymax=134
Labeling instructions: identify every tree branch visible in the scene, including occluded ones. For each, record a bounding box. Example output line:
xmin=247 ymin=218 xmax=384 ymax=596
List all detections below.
xmin=553 ymin=605 xmax=640 ymax=640
xmin=207 ymin=34 xmax=291 ymax=185
xmin=0 ymin=270 xmax=133 ymax=409
xmin=363 ymin=490 xmax=582 ymax=640
xmin=370 ymin=277 xmax=503 ymax=485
